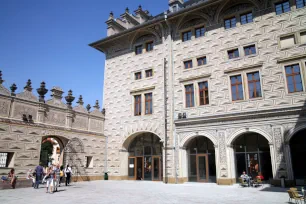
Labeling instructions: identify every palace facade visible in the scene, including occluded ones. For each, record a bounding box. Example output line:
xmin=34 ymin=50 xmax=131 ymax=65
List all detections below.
xmin=90 ymin=0 xmax=306 ymax=185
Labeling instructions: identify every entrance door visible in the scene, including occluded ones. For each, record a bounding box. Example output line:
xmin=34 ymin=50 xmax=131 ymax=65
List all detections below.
xmin=128 ymin=157 xmax=136 ymax=180
xmin=152 ymin=156 xmax=161 ymax=181
xmin=197 ymin=154 xmax=209 ymax=182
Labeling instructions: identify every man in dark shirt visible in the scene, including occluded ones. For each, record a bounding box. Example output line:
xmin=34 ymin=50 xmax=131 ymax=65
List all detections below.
xmin=34 ymin=163 xmax=44 ymax=189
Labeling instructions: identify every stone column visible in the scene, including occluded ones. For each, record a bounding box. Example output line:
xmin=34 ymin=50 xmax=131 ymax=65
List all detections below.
xmin=37 ymin=103 xmax=46 ymax=123
xmin=284 ymin=143 xmax=294 ymax=180
xmin=66 ymin=109 xmax=73 ymax=129
xmin=119 ymin=150 xmax=129 ymax=180
xmin=178 ymin=147 xmax=188 ymax=183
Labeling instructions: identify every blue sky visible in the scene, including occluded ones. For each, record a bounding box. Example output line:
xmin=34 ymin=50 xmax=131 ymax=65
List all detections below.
xmin=0 ymin=0 xmax=168 ymax=108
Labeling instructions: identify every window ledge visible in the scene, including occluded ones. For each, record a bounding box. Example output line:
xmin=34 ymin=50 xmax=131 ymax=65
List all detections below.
xmin=224 ymin=62 xmax=263 ymax=73
xmin=178 ymin=73 xmax=211 ymax=83
xmin=130 ymin=86 xmax=155 ymax=94
xmin=182 ymin=64 xmax=211 ymax=73
xmin=277 ymin=53 xmax=306 ymax=63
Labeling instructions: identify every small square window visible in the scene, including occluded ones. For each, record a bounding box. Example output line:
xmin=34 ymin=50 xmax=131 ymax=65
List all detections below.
xmin=244 ymin=45 xmax=256 ymax=56
xmin=225 ymin=17 xmax=236 ymax=29
xmin=228 ymin=49 xmax=239 ymax=59
xmin=182 ymin=31 xmax=192 ymax=42
xmin=197 ymin=57 xmax=207 ymax=66
xmin=280 ymin=35 xmax=296 ymax=48
xmin=195 ymin=27 xmax=205 ymax=38
xmin=184 ymin=60 xmax=193 ymax=69
xmin=85 ymin=156 xmax=93 ymax=168
xmin=135 ymin=72 xmax=142 ymax=80
xmin=275 ymin=1 xmax=291 ymax=15
xmin=146 ymin=41 xmax=154 ymax=52
xmin=135 ymin=45 xmax=143 ymax=55
xmin=145 ymin=69 xmax=153 ymax=78
xmin=240 ymin=12 xmax=253 ymax=25
xmin=296 ymin=0 xmax=306 ymax=8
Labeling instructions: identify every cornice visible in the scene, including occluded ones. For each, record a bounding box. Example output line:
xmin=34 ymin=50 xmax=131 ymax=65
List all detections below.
xmin=277 ymin=54 xmax=306 ymax=63
xmin=224 ymin=62 xmax=263 ymax=73
xmin=175 ymin=106 xmax=306 ymax=126
xmin=0 ymin=118 xmax=105 ymax=137
xmin=130 ymin=86 xmax=155 ymax=94
xmin=178 ymin=73 xmax=211 ymax=82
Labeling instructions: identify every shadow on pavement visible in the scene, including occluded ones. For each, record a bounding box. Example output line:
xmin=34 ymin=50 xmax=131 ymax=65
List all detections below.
xmin=260 ymin=187 xmax=288 ymax=193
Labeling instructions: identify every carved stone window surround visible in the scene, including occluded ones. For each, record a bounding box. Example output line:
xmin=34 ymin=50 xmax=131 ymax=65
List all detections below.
xmin=225 ymin=43 xmax=258 ymax=61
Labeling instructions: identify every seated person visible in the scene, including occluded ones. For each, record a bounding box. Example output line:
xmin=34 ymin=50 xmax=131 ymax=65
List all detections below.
xmin=240 ymin=171 xmax=251 ymax=186
xmin=256 ymin=172 xmax=264 ymax=180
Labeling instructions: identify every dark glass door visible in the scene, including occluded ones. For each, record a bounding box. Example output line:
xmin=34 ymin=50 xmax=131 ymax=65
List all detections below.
xmin=153 ymin=156 xmax=161 ymax=181
xmin=197 ymin=154 xmax=209 ymax=182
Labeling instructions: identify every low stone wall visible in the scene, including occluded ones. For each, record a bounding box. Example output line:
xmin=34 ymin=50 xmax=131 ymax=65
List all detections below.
xmin=0 ymin=179 xmax=32 ymax=190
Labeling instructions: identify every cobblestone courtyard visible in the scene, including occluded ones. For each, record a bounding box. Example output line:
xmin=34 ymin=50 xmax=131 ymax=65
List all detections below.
xmin=0 ymin=180 xmax=291 ymax=204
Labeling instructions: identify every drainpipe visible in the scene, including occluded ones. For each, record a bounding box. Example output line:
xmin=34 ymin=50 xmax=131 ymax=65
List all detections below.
xmin=165 ymin=12 xmax=178 ymax=184
xmin=163 ymin=57 xmax=168 ymax=184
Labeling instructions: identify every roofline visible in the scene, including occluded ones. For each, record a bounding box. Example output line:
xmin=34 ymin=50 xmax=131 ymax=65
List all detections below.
xmin=89 ymin=0 xmax=221 ymax=51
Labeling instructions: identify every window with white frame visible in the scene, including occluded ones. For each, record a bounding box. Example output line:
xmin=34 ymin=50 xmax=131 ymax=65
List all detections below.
xmin=0 ymin=152 xmax=14 ymax=168
xmin=280 ymin=35 xmax=296 ymax=48
xmin=228 ymin=48 xmax=240 ymax=59
xmin=198 ymin=81 xmax=209 ymax=105
xmin=247 ymin=72 xmax=262 ymax=98
xmin=230 ymin=75 xmax=244 ymax=101
xmin=244 ymin=45 xmax=256 ymax=56
xmin=185 ymin=84 xmax=195 ymax=108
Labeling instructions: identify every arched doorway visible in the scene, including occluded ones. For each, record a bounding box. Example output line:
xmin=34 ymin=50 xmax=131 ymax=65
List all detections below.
xmin=127 ymin=133 xmax=163 ymax=181
xmin=290 ymin=129 xmax=306 ymax=185
xmin=40 ymin=136 xmax=68 ymax=168
xmin=233 ymin=133 xmax=273 ymax=181
xmin=186 ymin=136 xmax=216 ymax=182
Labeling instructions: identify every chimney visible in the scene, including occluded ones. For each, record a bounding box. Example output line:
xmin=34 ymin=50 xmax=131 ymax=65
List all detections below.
xmin=169 ymin=0 xmax=184 ymax=12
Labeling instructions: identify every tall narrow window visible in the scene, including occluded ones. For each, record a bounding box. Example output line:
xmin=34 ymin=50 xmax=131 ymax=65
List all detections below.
xmin=228 ymin=49 xmax=239 ymax=59
xmin=198 ymin=82 xmax=209 ymax=105
xmin=0 ymin=153 xmax=8 ymax=167
xmin=184 ymin=60 xmax=193 ymax=69
xmin=296 ymin=0 xmax=306 ymax=8
xmin=135 ymin=45 xmax=143 ymax=55
xmin=182 ymin=30 xmax=192 ymax=42
xmin=285 ymin=64 xmax=303 ymax=93
xmin=197 ymin=57 xmax=207 ymax=66
xmin=145 ymin=93 xmax=153 ymax=115
xmin=240 ymin=12 xmax=253 ymax=25
xmin=225 ymin=17 xmax=236 ymax=29
xmin=146 ymin=41 xmax=154 ymax=52
xmin=145 ymin=69 xmax=153 ymax=78
xmin=231 ymin=75 xmax=244 ymax=101
xmin=244 ymin=45 xmax=256 ymax=56
xmin=134 ymin=95 xmax=142 ymax=116
xmin=195 ymin=26 xmax=205 ymax=38
xmin=185 ymin=84 xmax=194 ymax=108
xmin=275 ymin=1 xmax=291 ymax=15
xmin=247 ymin=72 xmax=262 ymax=98
xmin=135 ymin=72 xmax=142 ymax=80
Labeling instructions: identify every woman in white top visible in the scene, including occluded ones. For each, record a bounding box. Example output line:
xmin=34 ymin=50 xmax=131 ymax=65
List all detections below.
xmin=64 ymin=165 xmax=72 ymax=186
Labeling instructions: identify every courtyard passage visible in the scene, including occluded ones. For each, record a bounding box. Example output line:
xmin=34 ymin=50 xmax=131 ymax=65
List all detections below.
xmin=0 ymin=180 xmax=289 ymax=204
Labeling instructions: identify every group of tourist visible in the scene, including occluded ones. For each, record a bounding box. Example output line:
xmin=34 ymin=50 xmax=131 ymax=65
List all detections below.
xmin=240 ymin=171 xmax=264 ymax=187
xmin=1 ymin=163 xmax=73 ymax=192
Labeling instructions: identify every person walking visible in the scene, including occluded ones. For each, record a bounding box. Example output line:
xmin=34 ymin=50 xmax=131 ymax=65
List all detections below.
xmin=34 ymin=163 xmax=44 ymax=189
xmin=54 ymin=164 xmax=60 ymax=192
xmin=59 ymin=166 xmax=64 ymax=187
xmin=64 ymin=165 xmax=72 ymax=186
xmin=26 ymin=169 xmax=35 ymax=187
xmin=46 ymin=167 xmax=55 ymax=193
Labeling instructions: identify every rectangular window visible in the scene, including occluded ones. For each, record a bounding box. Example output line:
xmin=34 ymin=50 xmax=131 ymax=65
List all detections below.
xmin=247 ymin=72 xmax=262 ymax=98
xmin=244 ymin=45 xmax=256 ymax=56
xmin=285 ymin=64 xmax=303 ymax=93
xmin=296 ymin=0 xmax=306 ymax=8
xmin=280 ymin=35 xmax=295 ymax=48
xmin=134 ymin=95 xmax=142 ymax=116
xmin=231 ymin=75 xmax=244 ymax=101
xmin=195 ymin=27 xmax=205 ymax=38
xmin=145 ymin=69 xmax=153 ymax=78
xmin=182 ymin=31 xmax=192 ymax=42
xmin=240 ymin=12 xmax=253 ymax=25
xmin=198 ymin=82 xmax=209 ymax=105
xmin=184 ymin=60 xmax=193 ymax=69
xmin=0 ymin=152 xmax=14 ymax=168
xmin=275 ymin=1 xmax=291 ymax=15
xmin=135 ymin=72 xmax=142 ymax=80
xmin=85 ymin=156 xmax=93 ymax=168
xmin=135 ymin=45 xmax=143 ymax=55
xmin=228 ymin=49 xmax=240 ymax=59
xmin=300 ymin=32 xmax=306 ymax=44
xmin=146 ymin=41 xmax=154 ymax=52
xmin=145 ymin=93 xmax=153 ymax=115
xmin=225 ymin=17 xmax=236 ymax=29
xmin=185 ymin=84 xmax=195 ymax=108
xmin=197 ymin=57 xmax=207 ymax=66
